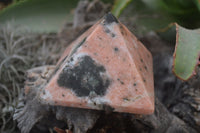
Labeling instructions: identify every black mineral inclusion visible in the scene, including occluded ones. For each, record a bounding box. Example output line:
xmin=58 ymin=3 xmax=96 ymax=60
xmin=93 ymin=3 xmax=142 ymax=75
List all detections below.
xmin=57 ymin=56 xmax=110 ymax=97
xmin=103 ymin=12 xmax=118 ymax=24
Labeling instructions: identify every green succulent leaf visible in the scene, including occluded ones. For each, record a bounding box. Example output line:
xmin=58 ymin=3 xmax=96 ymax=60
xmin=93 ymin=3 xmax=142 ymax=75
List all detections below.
xmin=0 ymin=0 xmax=78 ymax=33
xmin=173 ymin=23 xmax=200 ymax=81
xmin=193 ymin=0 xmax=200 ymax=11
xmin=111 ymin=0 xmax=132 ymax=17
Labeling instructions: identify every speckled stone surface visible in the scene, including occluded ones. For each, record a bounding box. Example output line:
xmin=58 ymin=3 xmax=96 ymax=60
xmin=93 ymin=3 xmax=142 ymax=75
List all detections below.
xmin=38 ymin=13 xmax=154 ymax=114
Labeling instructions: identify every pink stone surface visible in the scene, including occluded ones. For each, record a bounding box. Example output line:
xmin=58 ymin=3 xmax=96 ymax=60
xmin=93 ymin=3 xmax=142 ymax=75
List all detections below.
xmin=39 ymin=13 xmax=154 ymax=114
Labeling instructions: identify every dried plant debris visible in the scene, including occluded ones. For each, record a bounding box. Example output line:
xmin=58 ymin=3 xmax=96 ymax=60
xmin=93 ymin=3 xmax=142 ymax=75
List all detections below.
xmin=73 ymin=0 xmax=111 ymax=28
xmin=0 ymin=24 xmax=61 ymax=133
xmin=168 ymin=79 xmax=200 ymax=131
xmin=153 ymin=52 xmax=200 ymax=132
xmin=13 ymin=66 xmax=100 ymax=133
xmin=130 ymin=99 xmax=197 ymax=133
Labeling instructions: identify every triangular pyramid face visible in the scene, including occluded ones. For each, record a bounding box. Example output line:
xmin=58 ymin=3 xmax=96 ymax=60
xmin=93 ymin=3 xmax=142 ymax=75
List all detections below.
xmin=39 ymin=13 xmax=154 ymax=114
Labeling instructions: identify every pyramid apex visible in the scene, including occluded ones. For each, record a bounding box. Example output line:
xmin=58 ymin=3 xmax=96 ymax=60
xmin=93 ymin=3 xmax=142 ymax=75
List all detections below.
xmin=38 ymin=14 xmax=154 ymax=115
xmin=103 ymin=12 xmax=119 ymax=24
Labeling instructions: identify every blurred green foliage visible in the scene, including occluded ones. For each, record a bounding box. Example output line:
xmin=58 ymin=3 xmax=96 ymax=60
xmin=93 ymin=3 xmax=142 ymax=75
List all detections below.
xmin=1 ymin=0 xmax=199 ymax=32
xmin=114 ymin=0 xmax=200 ymax=80
xmin=111 ymin=0 xmax=132 ymax=17
xmin=144 ymin=0 xmax=200 ymax=28
xmin=0 ymin=0 xmax=78 ymax=33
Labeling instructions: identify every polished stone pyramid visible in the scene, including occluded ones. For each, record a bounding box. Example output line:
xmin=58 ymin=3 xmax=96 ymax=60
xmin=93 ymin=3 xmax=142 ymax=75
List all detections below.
xmin=39 ymin=13 xmax=154 ymax=114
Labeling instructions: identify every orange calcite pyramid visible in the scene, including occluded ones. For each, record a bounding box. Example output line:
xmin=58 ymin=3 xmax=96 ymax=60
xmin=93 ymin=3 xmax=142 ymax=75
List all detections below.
xmin=39 ymin=13 xmax=154 ymax=114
